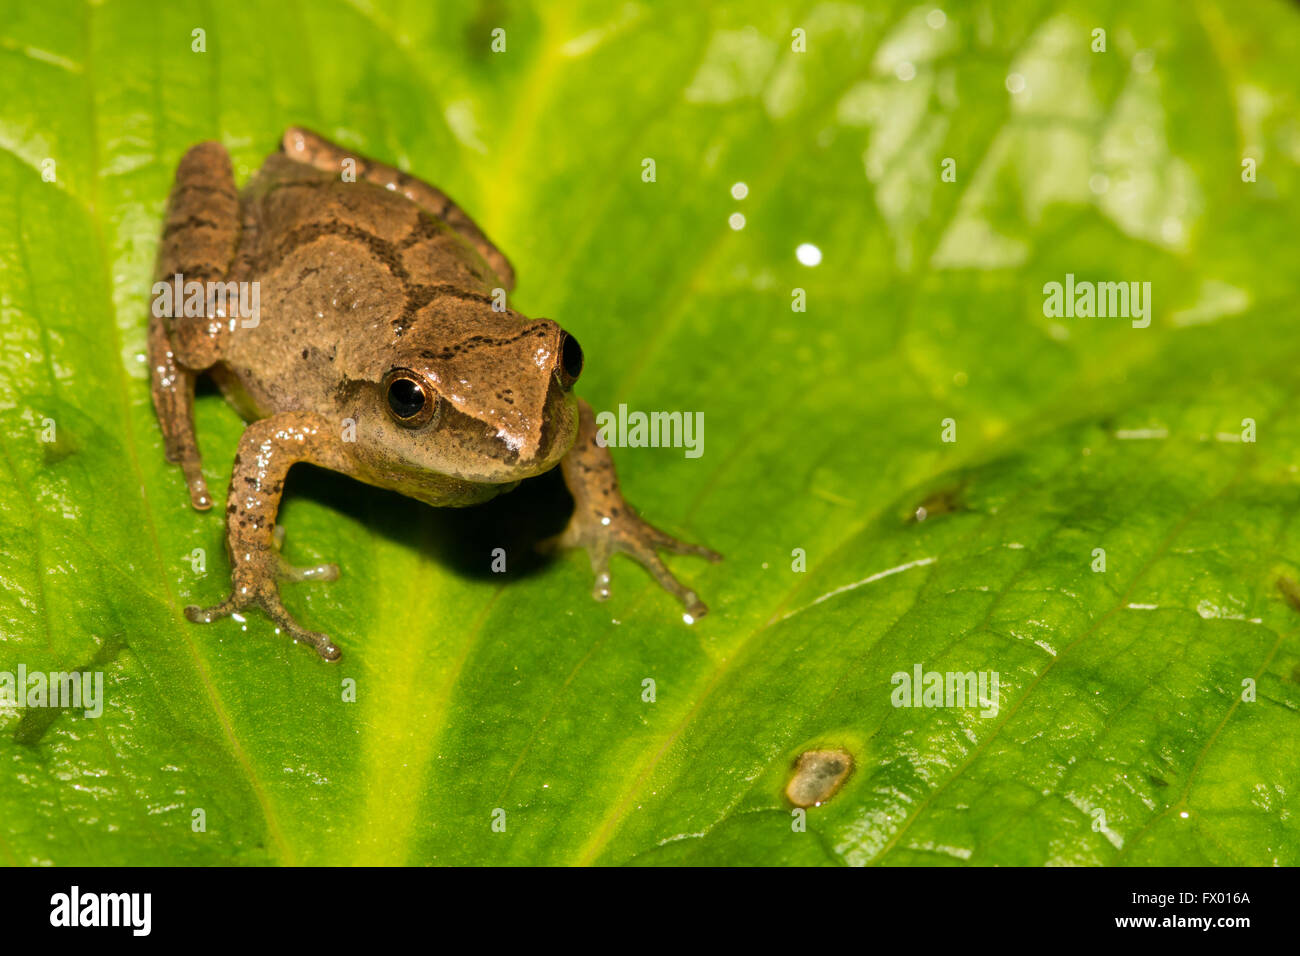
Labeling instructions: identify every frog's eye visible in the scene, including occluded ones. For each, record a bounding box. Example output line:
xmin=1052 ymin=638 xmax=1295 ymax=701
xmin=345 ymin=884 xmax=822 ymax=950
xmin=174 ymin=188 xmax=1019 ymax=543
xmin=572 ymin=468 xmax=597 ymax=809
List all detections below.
xmin=382 ymin=369 xmax=439 ymax=428
xmin=558 ymin=332 xmax=583 ymax=389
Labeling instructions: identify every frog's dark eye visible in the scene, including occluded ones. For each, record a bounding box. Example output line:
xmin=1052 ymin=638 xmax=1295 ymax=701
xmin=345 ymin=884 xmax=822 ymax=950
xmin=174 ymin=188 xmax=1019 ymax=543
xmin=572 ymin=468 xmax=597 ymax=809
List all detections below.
xmin=558 ymin=332 xmax=583 ymax=389
xmin=382 ymin=369 xmax=439 ymax=428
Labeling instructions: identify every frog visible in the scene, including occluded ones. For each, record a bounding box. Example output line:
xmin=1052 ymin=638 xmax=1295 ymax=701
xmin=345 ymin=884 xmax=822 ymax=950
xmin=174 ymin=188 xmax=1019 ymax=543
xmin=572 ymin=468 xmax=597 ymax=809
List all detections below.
xmin=149 ymin=127 xmax=720 ymax=661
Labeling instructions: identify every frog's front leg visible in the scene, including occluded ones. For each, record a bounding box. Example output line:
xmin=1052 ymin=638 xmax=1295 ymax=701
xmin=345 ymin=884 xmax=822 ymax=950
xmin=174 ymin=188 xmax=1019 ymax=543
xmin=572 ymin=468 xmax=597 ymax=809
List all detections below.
xmin=549 ymin=399 xmax=721 ymax=621
xmin=185 ymin=412 xmax=351 ymax=661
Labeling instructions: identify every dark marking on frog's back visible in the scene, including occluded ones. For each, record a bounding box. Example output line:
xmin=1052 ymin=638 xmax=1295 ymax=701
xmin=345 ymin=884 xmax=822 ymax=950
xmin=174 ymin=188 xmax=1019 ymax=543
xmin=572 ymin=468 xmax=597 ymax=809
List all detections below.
xmin=269 ymin=219 xmax=413 ymax=282
xmin=417 ymin=324 xmax=549 ymax=360
xmin=391 ymin=284 xmax=498 ymax=337
xmin=397 ymin=211 xmax=447 ymax=248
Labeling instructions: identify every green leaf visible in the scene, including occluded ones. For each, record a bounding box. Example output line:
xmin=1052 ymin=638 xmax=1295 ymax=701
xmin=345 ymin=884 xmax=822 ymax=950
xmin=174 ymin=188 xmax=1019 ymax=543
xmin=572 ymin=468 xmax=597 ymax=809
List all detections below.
xmin=2 ymin=0 xmax=1299 ymax=866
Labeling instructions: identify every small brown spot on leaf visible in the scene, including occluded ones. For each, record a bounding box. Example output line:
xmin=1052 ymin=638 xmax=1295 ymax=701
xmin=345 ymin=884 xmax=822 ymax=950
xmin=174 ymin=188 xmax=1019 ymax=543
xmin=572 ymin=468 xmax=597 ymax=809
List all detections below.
xmin=1278 ymin=576 xmax=1300 ymax=614
xmin=786 ymin=749 xmax=853 ymax=807
xmin=908 ymin=484 xmax=965 ymax=523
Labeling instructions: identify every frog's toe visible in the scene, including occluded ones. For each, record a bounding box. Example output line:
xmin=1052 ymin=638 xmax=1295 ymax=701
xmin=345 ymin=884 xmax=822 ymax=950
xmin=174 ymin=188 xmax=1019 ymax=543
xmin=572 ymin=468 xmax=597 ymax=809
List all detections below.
xmin=643 ymin=526 xmax=723 ymax=564
xmin=282 ymin=623 xmax=340 ymax=660
xmin=584 ymin=523 xmax=712 ymax=621
xmin=625 ymin=546 xmax=710 ymax=622
xmin=589 ymin=557 xmax=708 ymax=620
xmin=612 ymin=519 xmax=717 ymax=620
xmin=187 ymin=478 xmax=213 ymax=511
xmin=543 ymin=506 xmax=717 ymax=622
xmin=256 ymin=596 xmax=341 ymax=660
xmin=160 ymin=429 xmax=212 ymax=510
xmin=291 ymin=628 xmax=340 ymax=661
xmin=184 ymin=597 xmax=235 ymax=625
xmin=185 ymin=585 xmax=341 ymax=660
xmin=170 ymin=457 xmax=211 ymax=510
xmin=584 ymin=546 xmax=613 ymax=602
xmin=278 ymin=559 xmax=340 ymax=583
xmin=270 ymin=527 xmax=340 ymax=582
xmin=535 ymin=523 xmax=581 ymax=556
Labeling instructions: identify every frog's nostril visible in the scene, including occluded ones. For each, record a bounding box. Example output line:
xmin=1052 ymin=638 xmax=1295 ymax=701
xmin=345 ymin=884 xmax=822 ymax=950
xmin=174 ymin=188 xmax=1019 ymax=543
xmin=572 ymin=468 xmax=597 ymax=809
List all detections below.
xmin=559 ymin=332 xmax=583 ymax=388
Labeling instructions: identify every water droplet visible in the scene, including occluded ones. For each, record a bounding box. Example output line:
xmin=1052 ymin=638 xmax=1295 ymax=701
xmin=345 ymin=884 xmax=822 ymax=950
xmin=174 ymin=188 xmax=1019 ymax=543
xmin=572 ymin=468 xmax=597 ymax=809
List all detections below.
xmin=796 ymin=243 xmax=822 ymax=266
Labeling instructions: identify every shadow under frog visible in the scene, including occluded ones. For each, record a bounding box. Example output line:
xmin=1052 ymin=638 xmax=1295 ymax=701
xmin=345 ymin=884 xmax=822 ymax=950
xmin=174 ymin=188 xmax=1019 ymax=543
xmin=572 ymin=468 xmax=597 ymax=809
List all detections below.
xmin=275 ymin=451 xmax=575 ymax=583
xmin=150 ymin=127 xmax=719 ymax=660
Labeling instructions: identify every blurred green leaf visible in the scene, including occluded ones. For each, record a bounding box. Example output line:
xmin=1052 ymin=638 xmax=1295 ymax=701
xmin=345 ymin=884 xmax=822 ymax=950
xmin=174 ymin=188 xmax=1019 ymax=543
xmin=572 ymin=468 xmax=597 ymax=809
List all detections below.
xmin=2 ymin=0 xmax=1299 ymax=865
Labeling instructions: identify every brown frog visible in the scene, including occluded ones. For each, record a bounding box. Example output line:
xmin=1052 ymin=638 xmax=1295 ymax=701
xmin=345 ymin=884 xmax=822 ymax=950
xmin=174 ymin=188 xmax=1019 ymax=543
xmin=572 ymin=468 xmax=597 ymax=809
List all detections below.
xmin=149 ymin=127 xmax=719 ymax=661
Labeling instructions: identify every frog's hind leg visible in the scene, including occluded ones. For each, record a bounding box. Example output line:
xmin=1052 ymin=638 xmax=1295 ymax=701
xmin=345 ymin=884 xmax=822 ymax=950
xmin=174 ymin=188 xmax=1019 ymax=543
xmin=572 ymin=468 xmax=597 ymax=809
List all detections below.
xmin=281 ymin=126 xmax=516 ymax=291
xmin=148 ymin=315 xmax=211 ymax=509
xmin=150 ymin=141 xmax=240 ymax=510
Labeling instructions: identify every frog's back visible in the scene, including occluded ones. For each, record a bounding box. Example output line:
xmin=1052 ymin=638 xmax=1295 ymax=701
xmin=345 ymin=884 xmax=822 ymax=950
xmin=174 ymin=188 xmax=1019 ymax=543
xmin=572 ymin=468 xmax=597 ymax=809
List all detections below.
xmin=221 ymin=153 xmax=501 ymax=418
